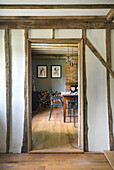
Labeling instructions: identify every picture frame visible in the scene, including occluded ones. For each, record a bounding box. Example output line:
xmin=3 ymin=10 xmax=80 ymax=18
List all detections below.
xmin=51 ymin=65 xmax=62 ymax=78
xmin=37 ymin=65 xmax=47 ymax=78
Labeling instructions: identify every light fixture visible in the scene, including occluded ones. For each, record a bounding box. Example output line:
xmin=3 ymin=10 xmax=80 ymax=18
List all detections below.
xmin=66 ymin=45 xmax=71 ymax=63
xmin=70 ymin=47 xmax=74 ymax=67
xmin=66 ymin=45 xmax=75 ymax=67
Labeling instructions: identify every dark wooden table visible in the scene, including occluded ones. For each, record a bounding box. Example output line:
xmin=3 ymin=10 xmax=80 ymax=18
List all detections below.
xmin=62 ymin=94 xmax=78 ymax=122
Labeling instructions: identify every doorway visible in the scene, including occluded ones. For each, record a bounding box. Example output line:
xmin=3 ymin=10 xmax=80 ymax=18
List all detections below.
xmin=26 ymin=39 xmax=84 ymax=153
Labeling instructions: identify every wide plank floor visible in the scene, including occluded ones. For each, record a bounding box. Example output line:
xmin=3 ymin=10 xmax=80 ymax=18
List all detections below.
xmin=103 ymin=150 xmax=114 ymax=170
xmin=32 ymin=107 xmax=79 ymax=152
xmin=0 ymin=153 xmax=112 ymax=170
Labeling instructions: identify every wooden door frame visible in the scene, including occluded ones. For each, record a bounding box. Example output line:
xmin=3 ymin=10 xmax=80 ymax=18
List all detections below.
xmin=26 ymin=38 xmax=84 ymax=153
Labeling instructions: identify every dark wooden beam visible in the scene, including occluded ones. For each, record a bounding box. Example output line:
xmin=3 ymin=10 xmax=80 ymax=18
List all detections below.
xmin=52 ymin=29 xmax=55 ymax=39
xmin=86 ymin=38 xmax=114 ymax=78
xmin=5 ymin=29 xmax=11 ymax=153
xmin=0 ymin=19 xmax=114 ymax=29
xmin=106 ymin=9 xmax=114 ymax=22
xmin=0 ymin=4 xmax=113 ymax=9
xmin=30 ymin=39 xmax=81 ymax=44
xmin=106 ymin=28 xmax=114 ymax=151
xmin=21 ymin=29 xmax=28 ymax=153
xmin=0 ymin=16 xmax=106 ymax=21
xmin=82 ymin=28 xmax=88 ymax=152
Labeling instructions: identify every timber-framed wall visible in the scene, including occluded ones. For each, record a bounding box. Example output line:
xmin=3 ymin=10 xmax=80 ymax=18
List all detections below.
xmin=1 ymin=14 xmax=114 ymax=153
xmin=25 ymin=38 xmax=84 ymax=153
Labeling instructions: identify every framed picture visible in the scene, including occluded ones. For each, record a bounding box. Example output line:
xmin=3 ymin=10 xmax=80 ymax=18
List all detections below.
xmin=37 ymin=65 xmax=47 ymax=78
xmin=51 ymin=65 xmax=62 ymax=78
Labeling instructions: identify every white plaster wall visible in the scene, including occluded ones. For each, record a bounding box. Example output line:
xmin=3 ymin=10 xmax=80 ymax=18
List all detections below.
xmin=86 ymin=29 xmax=109 ymax=151
xmin=29 ymin=29 xmax=52 ymax=39
xmin=111 ymin=30 xmax=114 ymax=137
xmin=55 ymin=29 xmax=82 ymax=38
xmin=9 ymin=30 xmax=25 ymax=153
xmin=1 ymin=28 xmax=111 ymax=153
xmin=0 ymin=30 xmax=6 ymax=153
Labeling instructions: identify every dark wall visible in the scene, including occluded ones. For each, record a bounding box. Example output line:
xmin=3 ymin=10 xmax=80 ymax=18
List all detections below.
xmin=32 ymin=58 xmax=66 ymax=92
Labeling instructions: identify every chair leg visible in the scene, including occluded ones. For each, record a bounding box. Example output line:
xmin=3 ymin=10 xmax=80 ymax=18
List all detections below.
xmin=49 ymin=105 xmax=53 ymax=121
xmin=73 ymin=109 xmax=76 ymax=128
xmin=70 ymin=109 xmax=71 ymax=122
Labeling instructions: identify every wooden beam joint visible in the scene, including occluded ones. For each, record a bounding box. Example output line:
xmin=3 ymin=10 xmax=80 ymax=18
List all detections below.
xmin=106 ymin=9 xmax=114 ymax=22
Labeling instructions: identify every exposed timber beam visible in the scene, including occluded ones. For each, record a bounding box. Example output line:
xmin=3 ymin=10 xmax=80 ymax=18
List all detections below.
xmin=82 ymin=28 xmax=88 ymax=152
xmin=106 ymin=28 xmax=114 ymax=150
xmin=21 ymin=29 xmax=28 ymax=153
xmin=5 ymin=29 xmax=11 ymax=153
xmin=0 ymin=4 xmax=113 ymax=9
xmin=106 ymin=9 xmax=114 ymax=22
xmin=86 ymin=38 xmax=114 ymax=78
xmin=0 ymin=16 xmax=106 ymax=20
xmin=52 ymin=29 xmax=55 ymax=39
xmin=32 ymin=54 xmax=66 ymax=59
xmin=0 ymin=20 xmax=113 ymax=29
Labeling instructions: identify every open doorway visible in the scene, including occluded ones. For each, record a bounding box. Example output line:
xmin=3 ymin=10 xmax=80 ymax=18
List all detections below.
xmin=27 ymin=39 xmax=83 ymax=153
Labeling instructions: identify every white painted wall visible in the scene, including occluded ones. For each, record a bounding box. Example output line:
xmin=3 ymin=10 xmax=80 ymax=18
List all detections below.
xmin=0 ymin=30 xmax=6 ymax=153
xmin=29 ymin=29 xmax=52 ymax=39
xmin=111 ymin=30 xmax=114 ymax=137
xmin=86 ymin=29 xmax=109 ymax=151
xmin=55 ymin=29 xmax=82 ymax=38
xmin=9 ymin=30 xmax=25 ymax=153
xmin=0 ymin=28 xmax=112 ymax=153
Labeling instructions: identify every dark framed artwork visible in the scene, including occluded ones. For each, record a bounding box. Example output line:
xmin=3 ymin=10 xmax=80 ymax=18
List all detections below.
xmin=51 ymin=65 xmax=62 ymax=78
xmin=37 ymin=65 xmax=47 ymax=78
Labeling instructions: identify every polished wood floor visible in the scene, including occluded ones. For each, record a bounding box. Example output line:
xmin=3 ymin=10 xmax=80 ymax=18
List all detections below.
xmin=0 ymin=153 xmax=112 ymax=170
xmin=103 ymin=151 xmax=114 ymax=169
xmin=32 ymin=107 xmax=79 ymax=152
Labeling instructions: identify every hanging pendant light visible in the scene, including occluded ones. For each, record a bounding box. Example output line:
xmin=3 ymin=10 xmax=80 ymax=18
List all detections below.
xmin=70 ymin=47 xmax=74 ymax=67
xmin=66 ymin=45 xmax=70 ymax=63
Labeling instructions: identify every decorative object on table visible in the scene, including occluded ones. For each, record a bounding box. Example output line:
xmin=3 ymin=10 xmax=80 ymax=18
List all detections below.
xmin=37 ymin=65 xmax=47 ymax=78
xmin=51 ymin=65 xmax=62 ymax=78
xmin=70 ymin=85 xmax=78 ymax=94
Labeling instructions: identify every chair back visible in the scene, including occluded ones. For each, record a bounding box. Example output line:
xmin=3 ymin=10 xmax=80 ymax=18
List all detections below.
xmin=47 ymin=89 xmax=53 ymax=104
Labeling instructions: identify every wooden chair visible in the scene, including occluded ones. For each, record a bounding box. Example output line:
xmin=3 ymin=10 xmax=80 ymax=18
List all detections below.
xmin=67 ymin=99 xmax=78 ymax=127
xmin=47 ymin=89 xmax=63 ymax=121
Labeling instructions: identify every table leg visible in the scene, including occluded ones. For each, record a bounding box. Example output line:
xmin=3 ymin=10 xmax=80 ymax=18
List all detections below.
xmin=63 ymin=97 xmax=66 ymax=122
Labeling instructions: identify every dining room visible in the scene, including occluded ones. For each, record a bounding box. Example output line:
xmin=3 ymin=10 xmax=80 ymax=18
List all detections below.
xmin=31 ymin=41 xmax=83 ymax=153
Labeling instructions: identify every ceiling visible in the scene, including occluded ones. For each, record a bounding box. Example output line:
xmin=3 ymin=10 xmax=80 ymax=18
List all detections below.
xmin=31 ymin=43 xmax=78 ymax=57
xmin=0 ymin=0 xmax=114 ymax=4
xmin=0 ymin=0 xmax=113 ymax=16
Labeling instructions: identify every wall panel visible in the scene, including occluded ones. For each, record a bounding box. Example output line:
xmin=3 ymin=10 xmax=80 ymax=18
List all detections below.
xmin=55 ymin=29 xmax=82 ymax=38
xmin=86 ymin=29 xmax=109 ymax=151
xmin=29 ymin=29 xmax=52 ymax=39
xmin=0 ymin=30 xmax=6 ymax=153
xmin=9 ymin=30 xmax=25 ymax=153
xmin=32 ymin=58 xmax=66 ymax=92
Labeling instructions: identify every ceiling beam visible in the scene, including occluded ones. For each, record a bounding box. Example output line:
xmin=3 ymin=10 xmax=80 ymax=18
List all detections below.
xmin=0 ymin=19 xmax=113 ymax=29
xmin=0 ymin=16 xmax=106 ymax=22
xmin=106 ymin=9 xmax=114 ymax=22
xmin=0 ymin=4 xmax=113 ymax=9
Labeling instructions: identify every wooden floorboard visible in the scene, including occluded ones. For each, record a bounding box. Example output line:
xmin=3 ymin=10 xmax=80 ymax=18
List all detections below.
xmin=32 ymin=107 xmax=80 ymax=153
xmin=0 ymin=153 xmax=112 ymax=170
xmin=103 ymin=150 xmax=114 ymax=170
